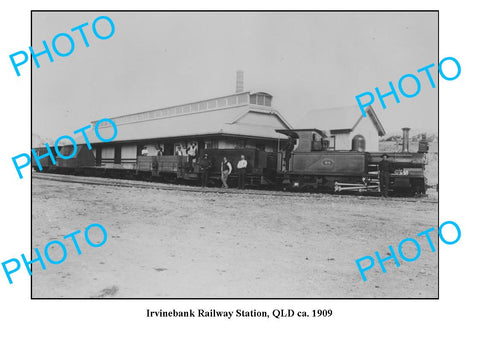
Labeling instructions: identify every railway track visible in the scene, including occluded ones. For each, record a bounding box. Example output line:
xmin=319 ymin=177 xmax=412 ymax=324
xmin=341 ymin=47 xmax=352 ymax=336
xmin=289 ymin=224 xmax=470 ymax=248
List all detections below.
xmin=32 ymin=172 xmax=438 ymax=203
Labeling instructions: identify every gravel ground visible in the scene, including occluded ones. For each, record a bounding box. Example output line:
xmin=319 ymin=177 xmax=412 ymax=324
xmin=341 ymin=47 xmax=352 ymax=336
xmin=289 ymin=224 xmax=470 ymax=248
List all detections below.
xmin=32 ymin=176 xmax=438 ymax=298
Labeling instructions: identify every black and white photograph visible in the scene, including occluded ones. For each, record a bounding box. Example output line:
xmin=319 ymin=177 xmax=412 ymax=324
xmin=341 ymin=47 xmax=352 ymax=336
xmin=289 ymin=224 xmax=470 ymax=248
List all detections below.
xmin=30 ymin=11 xmax=439 ymax=298
xmin=5 ymin=0 xmax=480 ymax=338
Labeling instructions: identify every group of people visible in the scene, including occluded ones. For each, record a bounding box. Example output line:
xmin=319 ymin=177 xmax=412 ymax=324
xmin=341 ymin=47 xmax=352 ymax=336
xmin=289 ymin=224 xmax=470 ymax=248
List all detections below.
xmin=198 ymin=154 xmax=248 ymax=189
xmin=141 ymin=145 xmax=164 ymax=156
xmin=142 ymin=143 xmax=198 ymax=172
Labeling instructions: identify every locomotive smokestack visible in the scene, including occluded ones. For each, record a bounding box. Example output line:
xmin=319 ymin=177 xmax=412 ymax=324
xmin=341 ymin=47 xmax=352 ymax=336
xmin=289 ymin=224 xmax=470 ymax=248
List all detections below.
xmin=402 ymin=127 xmax=411 ymax=153
xmin=235 ymin=70 xmax=244 ymax=93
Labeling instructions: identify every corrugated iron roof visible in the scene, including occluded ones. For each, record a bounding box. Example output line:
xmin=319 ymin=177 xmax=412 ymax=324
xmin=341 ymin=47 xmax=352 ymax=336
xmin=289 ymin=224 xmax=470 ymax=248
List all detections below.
xmin=80 ymin=104 xmax=289 ymax=145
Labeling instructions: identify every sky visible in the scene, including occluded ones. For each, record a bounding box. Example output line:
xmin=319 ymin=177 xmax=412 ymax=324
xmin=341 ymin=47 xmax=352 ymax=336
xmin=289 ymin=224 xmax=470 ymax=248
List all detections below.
xmin=32 ymin=11 xmax=438 ymax=140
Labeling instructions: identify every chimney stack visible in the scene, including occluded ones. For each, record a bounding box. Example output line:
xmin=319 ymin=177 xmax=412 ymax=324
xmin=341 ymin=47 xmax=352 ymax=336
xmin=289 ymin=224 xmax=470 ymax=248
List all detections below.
xmin=235 ymin=70 xmax=244 ymax=93
xmin=402 ymin=127 xmax=410 ymax=153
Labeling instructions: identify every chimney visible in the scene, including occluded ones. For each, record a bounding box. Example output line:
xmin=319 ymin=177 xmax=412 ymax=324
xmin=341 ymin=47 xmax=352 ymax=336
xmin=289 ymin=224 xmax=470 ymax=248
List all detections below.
xmin=402 ymin=127 xmax=410 ymax=153
xmin=235 ymin=70 xmax=244 ymax=93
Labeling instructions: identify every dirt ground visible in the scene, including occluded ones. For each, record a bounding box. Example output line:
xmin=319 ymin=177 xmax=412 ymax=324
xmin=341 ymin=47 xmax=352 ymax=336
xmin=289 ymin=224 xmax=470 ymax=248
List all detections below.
xmin=32 ymin=176 xmax=438 ymax=298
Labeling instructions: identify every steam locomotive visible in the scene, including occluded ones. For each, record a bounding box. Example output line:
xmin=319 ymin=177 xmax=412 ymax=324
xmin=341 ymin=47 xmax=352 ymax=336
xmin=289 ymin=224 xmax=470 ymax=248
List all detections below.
xmin=33 ymin=128 xmax=428 ymax=196
xmin=275 ymin=128 xmax=427 ymax=195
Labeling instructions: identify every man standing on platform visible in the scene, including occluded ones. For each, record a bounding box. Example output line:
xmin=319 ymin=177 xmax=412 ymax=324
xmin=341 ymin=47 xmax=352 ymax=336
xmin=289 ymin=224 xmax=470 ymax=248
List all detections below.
xmin=221 ymin=157 xmax=232 ymax=189
xmin=237 ymin=155 xmax=248 ymax=189
xmin=284 ymin=136 xmax=295 ymax=171
xmin=379 ymin=153 xmax=392 ymax=197
xmin=199 ymin=153 xmax=212 ymax=188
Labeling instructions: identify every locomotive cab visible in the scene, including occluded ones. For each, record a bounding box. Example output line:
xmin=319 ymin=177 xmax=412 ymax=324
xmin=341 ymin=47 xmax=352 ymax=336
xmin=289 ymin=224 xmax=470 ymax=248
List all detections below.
xmin=276 ymin=129 xmax=371 ymax=192
xmin=277 ymin=129 xmax=328 ymax=153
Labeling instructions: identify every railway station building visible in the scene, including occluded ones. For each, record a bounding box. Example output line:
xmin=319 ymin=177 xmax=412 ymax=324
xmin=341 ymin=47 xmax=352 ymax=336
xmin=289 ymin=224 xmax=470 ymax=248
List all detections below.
xmin=85 ymin=89 xmax=292 ymax=169
xmin=296 ymin=105 xmax=386 ymax=152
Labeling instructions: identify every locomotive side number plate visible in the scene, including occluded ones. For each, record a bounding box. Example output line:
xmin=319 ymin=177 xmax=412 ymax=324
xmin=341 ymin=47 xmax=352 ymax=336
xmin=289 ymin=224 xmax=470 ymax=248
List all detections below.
xmin=322 ymin=158 xmax=335 ymax=168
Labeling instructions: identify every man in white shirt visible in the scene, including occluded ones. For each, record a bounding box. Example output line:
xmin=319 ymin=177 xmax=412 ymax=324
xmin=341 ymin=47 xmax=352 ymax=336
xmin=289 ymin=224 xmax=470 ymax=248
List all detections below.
xmin=237 ymin=155 xmax=248 ymax=189
xmin=141 ymin=146 xmax=149 ymax=156
xmin=186 ymin=142 xmax=198 ymax=172
xmin=176 ymin=146 xmax=183 ymax=156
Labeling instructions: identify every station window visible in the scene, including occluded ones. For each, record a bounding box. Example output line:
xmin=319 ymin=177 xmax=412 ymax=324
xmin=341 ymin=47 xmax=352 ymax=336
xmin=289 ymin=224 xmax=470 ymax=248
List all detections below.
xmin=199 ymin=102 xmax=207 ymax=110
xmin=95 ymin=146 xmax=102 ymax=166
xmin=231 ymin=139 xmax=245 ymax=148
xmin=217 ymin=98 xmax=226 ymax=107
xmin=208 ymin=100 xmax=217 ymax=109
xmin=114 ymin=145 xmax=122 ymax=164
xmin=257 ymin=95 xmax=265 ymax=106
xmin=204 ymin=140 xmax=218 ymax=149
xmin=265 ymin=96 xmax=272 ymax=106
xmin=238 ymin=93 xmax=248 ymax=104
xmin=255 ymin=143 xmax=265 ymax=151
xmin=250 ymin=95 xmax=257 ymax=104
xmin=227 ymin=96 xmax=237 ymax=105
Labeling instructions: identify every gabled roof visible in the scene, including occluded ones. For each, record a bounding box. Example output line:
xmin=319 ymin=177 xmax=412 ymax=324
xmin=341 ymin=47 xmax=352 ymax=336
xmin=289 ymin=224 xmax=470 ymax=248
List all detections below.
xmin=81 ymin=92 xmax=291 ymax=144
xmin=297 ymin=105 xmax=386 ymax=136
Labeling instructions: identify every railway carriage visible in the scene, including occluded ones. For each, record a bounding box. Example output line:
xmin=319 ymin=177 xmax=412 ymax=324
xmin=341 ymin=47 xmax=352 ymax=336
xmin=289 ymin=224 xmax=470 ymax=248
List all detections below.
xmin=136 ymin=148 xmax=279 ymax=187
